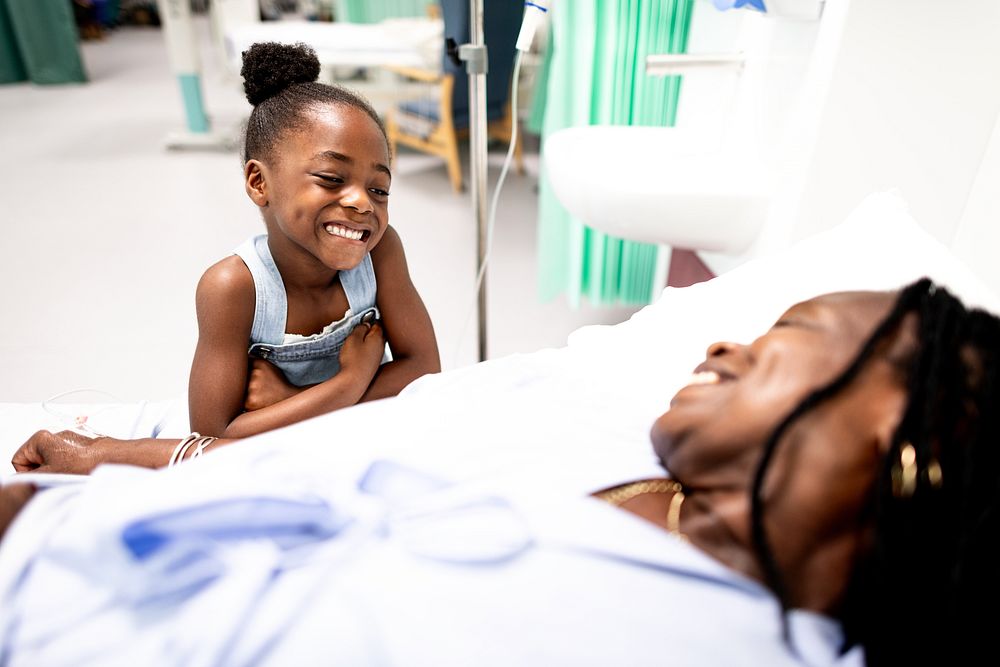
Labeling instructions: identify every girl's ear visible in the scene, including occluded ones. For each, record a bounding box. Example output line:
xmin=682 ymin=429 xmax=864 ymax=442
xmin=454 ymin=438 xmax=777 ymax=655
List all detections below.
xmin=245 ymin=160 xmax=268 ymax=206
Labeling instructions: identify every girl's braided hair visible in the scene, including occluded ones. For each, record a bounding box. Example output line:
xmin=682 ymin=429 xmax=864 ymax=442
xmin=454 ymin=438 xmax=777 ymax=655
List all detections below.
xmin=750 ymin=278 xmax=1000 ymax=664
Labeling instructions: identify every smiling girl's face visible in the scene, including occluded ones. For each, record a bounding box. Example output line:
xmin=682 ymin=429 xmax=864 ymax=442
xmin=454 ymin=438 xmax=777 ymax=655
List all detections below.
xmin=244 ymin=102 xmax=392 ymax=275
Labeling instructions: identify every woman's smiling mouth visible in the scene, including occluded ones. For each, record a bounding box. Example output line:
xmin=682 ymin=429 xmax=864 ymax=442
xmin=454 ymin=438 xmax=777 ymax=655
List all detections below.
xmin=687 ymin=370 xmax=722 ymax=386
xmin=669 ymin=366 xmax=736 ymax=407
xmin=687 ymin=361 xmax=737 ymax=388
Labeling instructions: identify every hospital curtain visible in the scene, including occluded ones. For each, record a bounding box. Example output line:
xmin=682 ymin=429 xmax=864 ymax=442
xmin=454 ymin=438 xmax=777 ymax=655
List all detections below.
xmin=334 ymin=0 xmax=434 ymax=23
xmin=535 ymin=0 xmax=693 ymax=306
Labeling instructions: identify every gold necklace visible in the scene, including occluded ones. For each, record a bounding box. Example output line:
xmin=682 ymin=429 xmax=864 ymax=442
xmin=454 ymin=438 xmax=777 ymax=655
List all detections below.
xmin=595 ymin=479 xmax=686 ymax=538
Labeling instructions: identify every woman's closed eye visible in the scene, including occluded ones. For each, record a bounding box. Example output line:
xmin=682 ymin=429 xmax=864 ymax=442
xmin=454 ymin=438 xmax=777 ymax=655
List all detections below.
xmin=771 ymin=313 xmax=823 ymax=331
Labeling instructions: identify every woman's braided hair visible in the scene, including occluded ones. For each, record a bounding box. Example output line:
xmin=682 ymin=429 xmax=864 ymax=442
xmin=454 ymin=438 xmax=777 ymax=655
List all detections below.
xmin=240 ymin=41 xmax=389 ymax=164
xmin=749 ymin=278 xmax=1000 ymax=664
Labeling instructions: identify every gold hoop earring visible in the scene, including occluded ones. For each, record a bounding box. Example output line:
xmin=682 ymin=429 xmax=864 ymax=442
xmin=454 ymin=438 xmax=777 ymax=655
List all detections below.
xmin=892 ymin=442 xmax=918 ymax=498
xmin=925 ymin=457 xmax=943 ymax=489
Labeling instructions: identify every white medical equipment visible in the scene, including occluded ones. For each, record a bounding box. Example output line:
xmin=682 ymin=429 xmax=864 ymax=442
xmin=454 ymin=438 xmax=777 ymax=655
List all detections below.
xmin=156 ymin=0 xmax=239 ymax=150
xmin=543 ymin=0 xmax=1000 ymax=297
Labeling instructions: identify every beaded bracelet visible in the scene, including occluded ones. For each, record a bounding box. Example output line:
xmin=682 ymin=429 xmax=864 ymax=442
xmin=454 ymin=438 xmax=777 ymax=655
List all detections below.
xmin=168 ymin=433 xmax=219 ymax=468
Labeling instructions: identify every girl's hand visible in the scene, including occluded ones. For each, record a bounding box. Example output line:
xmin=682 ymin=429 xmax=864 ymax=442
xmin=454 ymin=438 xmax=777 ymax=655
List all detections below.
xmin=11 ymin=430 xmax=113 ymax=475
xmin=245 ymin=358 xmax=303 ymax=411
xmin=338 ymin=321 xmax=385 ymax=382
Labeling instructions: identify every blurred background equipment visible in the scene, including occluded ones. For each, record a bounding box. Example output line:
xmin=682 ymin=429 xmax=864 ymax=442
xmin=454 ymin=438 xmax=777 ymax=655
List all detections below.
xmin=385 ymin=0 xmax=522 ymax=193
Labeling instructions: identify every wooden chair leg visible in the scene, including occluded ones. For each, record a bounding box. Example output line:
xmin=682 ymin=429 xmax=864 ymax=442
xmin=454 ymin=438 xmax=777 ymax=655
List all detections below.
xmin=444 ymin=131 xmax=463 ymax=192
xmin=386 ymin=112 xmax=399 ymax=164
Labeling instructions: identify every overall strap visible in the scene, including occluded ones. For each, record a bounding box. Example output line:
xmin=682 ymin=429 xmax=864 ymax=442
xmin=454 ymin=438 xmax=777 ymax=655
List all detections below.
xmin=233 ymin=234 xmax=288 ymax=345
xmin=338 ymin=253 xmax=378 ymax=315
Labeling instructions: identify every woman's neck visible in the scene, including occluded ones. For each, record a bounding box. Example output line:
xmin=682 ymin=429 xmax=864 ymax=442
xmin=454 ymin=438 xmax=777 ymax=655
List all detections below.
xmin=621 ymin=483 xmax=855 ymax=616
xmin=680 ymin=488 xmax=765 ymax=581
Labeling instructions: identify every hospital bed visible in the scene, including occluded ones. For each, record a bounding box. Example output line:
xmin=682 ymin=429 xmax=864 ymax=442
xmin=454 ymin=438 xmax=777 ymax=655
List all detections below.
xmin=1 ymin=193 xmax=998 ymax=665
xmin=221 ymin=18 xmax=443 ymax=72
xmin=2 ymin=192 xmax=996 ymax=477
xmin=219 ymin=16 xmax=444 ymax=111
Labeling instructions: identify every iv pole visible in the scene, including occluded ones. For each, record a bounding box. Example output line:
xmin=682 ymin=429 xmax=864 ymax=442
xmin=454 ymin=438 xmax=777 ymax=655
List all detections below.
xmin=458 ymin=0 xmax=546 ymax=363
xmin=458 ymin=0 xmax=489 ymax=362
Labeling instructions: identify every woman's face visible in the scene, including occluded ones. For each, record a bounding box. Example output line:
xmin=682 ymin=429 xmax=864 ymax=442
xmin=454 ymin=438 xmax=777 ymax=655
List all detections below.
xmin=652 ymin=291 xmax=907 ymax=491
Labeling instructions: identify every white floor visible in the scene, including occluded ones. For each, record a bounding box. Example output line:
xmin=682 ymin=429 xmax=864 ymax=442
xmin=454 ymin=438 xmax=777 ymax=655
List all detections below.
xmin=0 ymin=20 xmax=642 ymax=402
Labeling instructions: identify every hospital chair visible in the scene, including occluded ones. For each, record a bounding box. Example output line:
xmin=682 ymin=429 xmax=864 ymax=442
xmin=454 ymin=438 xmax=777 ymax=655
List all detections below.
xmin=543 ymin=0 xmax=1000 ymax=293
xmin=213 ymin=0 xmax=443 ymax=110
xmin=385 ymin=0 xmax=523 ymax=192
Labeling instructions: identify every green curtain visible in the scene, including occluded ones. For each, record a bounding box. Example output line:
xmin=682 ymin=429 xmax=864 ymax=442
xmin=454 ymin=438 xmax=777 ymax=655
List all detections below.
xmin=2 ymin=0 xmax=87 ymax=84
xmin=535 ymin=0 xmax=693 ymax=306
xmin=334 ymin=0 xmax=434 ymax=23
xmin=0 ymin=0 xmax=26 ymax=83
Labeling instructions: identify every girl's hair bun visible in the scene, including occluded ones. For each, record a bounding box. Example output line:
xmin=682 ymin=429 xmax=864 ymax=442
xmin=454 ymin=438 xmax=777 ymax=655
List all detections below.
xmin=241 ymin=42 xmax=321 ymax=106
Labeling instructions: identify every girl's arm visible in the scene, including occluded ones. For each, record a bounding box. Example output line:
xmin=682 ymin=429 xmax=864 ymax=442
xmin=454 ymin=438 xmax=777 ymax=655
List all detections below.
xmin=190 ymin=226 xmax=436 ymax=439
xmin=220 ymin=322 xmax=384 ymax=438
xmin=190 ymin=258 xmax=384 ymax=439
xmin=362 ymin=225 xmax=441 ymax=401
xmin=187 ymin=257 xmax=258 ymax=436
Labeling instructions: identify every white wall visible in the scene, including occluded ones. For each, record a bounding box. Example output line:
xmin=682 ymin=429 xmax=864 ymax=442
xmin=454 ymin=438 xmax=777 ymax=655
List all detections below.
xmin=952 ymin=112 xmax=1000 ymax=293
xmin=780 ymin=0 xmax=1000 ymax=249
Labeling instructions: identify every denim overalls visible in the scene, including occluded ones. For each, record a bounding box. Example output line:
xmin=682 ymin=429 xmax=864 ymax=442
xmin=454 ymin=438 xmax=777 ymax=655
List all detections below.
xmin=234 ymin=234 xmax=382 ymax=387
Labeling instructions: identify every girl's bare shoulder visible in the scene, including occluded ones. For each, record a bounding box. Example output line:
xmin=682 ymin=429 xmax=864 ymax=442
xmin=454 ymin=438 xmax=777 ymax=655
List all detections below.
xmin=370 ymin=225 xmax=405 ymax=269
xmin=195 ymin=256 xmax=256 ymax=328
xmin=198 ymin=255 xmax=255 ymax=299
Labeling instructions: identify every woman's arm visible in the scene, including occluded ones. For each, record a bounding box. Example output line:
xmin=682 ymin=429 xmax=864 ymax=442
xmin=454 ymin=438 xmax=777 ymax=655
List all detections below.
xmin=362 ymin=225 xmax=441 ymax=401
xmin=11 ymin=429 xmax=239 ymax=473
xmin=187 ymin=257 xmax=258 ymax=436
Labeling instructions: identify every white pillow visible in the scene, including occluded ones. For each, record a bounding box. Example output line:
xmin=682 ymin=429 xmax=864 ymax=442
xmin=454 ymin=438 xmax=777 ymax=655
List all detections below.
xmin=565 ymin=191 xmax=1000 ymax=425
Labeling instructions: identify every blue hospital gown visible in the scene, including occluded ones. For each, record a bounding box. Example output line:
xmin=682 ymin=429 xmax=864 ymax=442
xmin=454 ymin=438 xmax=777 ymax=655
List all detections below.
xmin=0 ymin=451 xmax=859 ymax=667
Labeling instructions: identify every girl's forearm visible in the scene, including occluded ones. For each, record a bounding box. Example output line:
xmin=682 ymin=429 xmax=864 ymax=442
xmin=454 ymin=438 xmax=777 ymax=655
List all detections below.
xmin=223 ymin=368 xmax=371 ymax=438
xmin=360 ymin=356 xmax=440 ymax=402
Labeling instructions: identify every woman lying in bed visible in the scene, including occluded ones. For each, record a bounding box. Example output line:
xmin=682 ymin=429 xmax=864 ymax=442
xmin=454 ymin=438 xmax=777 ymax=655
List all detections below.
xmin=2 ymin=278 xmax=997 ymax=665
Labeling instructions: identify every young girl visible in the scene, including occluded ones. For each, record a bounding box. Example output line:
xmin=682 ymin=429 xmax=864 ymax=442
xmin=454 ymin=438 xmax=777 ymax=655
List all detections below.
xmin=187 ymin=42 xmax=440 ymax=438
